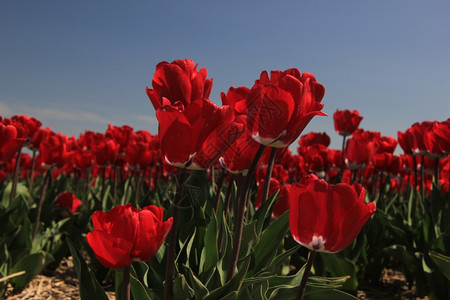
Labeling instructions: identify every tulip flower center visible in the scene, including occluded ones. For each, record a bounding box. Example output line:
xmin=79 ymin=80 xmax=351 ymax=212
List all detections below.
xmin=310 ymin=235 xmax=326 ymax=251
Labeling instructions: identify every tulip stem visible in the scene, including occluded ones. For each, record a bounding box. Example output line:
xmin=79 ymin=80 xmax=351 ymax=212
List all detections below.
xmin=164 ymin=168 xmax=187 ymax=300
xmin=227 ymin=144 xmax=265 ymax=281
xmin=218 ymin=173 xmax=236 ymax=255
xmin=213 ymin=169 xmax=226 ymax=215
xmin=33 ymin=169 xmax=51 ymax=241
xmin=261 ymin=147 xmax=277 ymax=205
xmin=122 ymin=266 xmax=130 ymax=300
xmin=297 ymin=250 xmax=317 ymax=300
xmin=10 ymin=147 xmax=22 ymax=204
xmin=28 ymin=149 xmax=36 ymax=203
xmin=420 ymin=155 xmax=425 ymax=201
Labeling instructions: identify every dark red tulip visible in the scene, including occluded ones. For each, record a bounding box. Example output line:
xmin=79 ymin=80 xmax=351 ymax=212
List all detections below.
xmin=221 ymin=86 xmax=251 ymax=115
xmin=288 ymin=179 xmax=376 ymax=253
xmin=38 ymin=132 xmax=71 ymax=169
xmin=86 ymin=204 xmax=173 ymax=269
xmin=156 ymin=98 xmax=244 ymax=169
xmin=91 ymin=138 xmax=120 ymax=166
xmin=0 ymin=123 xmax=27 ymax=164
xmin=247 ymin=69 xmax=325 ymax=148
xmin=146 ymin=59 xmax=213 ymax=109
xmin=219 ymin=115 xmax=270 ymax=174
xmin=333 ymin=109 xmax=363 ymax=137
xmin=56 ymin=192 xmax=82 ymax=215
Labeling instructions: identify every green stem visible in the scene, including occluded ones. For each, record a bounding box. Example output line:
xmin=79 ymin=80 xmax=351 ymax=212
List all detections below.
xmin=32 ymin=169 xmax=51 ymax=241
xmin=260 ymin=147 xmax=277 ymax=205
xmin=213 ymin=169 xmax=226 ymax=215
xmin=227 ymin=144 xmax=265 ymax=281
xmin=297 ymin=250 xmax=317 ymax=300
xmin=122 ymin=265 xmax=130 ymax=300
xmin=10 ymin=147 xmax=22 ymax=204
xmin=28 ymin=149 xmax=36 ymax=203
xmin=164 ymin=168 xmax=187 ymax=300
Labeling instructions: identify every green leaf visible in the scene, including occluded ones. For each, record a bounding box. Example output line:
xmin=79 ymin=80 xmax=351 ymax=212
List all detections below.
xmin=205 ymin=257 xmax=251 ymax=300
xmin=173 ymin=273 xmax=195 ymax=300
xmin=185 ymin=266 xmax=210 ymax=299
xmin=320 ymin=253 xmax=358 ymax=291
xmin=254 ymin=191 xmax=279 ymax=235
xmin=10 ymin=251 xmax=54 ymax=288
xmin=269 ymin=285 xmax=358 ymax=300
xmin=251 ymin=211 xmax=289 ymax=276
xmin=429 ymin=251 xmax=450 ymax=281
xmin=67 ymin=238 xmax=108 ymax=300
xmin=129 ymin=265 xmax=155 ymax=300
xmin=200 ymin=213 xmax=218 ymax=276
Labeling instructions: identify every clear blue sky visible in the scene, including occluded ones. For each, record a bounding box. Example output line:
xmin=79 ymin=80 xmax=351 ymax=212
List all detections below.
xmin=1 ymin=0 xmax=449 ymax=151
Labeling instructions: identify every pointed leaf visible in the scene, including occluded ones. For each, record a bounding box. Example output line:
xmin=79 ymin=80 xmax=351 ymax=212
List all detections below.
xmin=67 ymin=238 xmax=108 ymax=300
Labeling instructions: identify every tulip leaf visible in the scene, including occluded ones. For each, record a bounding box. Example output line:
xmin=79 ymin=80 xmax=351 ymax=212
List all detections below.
xmin=67 ymin=238 xmax=109 ymax=300
xmin=429 ymin=251 xmax=450 ymax=281
xmin=269 ymin=285 xmax=358 ymax=300
xmin=320 ymin=252 xmax=358 ymax=291
xmin=239 ymin=220 xmax=257 ymax=258
xmin=185 ymin=265 xmax=210 ymax=299
xmin=129 ymin=265 xmax=155 ymax=300
xmin=10 ymin=250 xmax=54 ymax=288
xmin=205 ymin=257 xmax=251 ymax=300
xmin=200 ymin=212 xmax=218 ymax=276
xmin=253 ymin=191 xmax=279 ymax=235
xmin=173 ymin=273 xmax=195 ymax=300
xmin=251 ymin=211 xmax=289 ymax=276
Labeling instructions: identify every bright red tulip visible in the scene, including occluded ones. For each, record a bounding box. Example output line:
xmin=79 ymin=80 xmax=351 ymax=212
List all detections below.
xmin=333 ymin=109 xmax=363 ymax=137
xmin=56 ymin=192 xmax=82 ymax=215
xmin=221 ymin=86 xmax=251 ymax=115
xmin=86 ymin=204 xmax=173 ymax=269
xmin=219 ymin=115 xmax=270 ymax=174
xmin=247 ymin=69 xmax=325 ymax=148
xmin=146 ymin=58 xmax=213 ymax=109
xmin=288 ymin=179 xmax=376 ymax=253
xmin=156 ymin=98 xmax=244 ymax=169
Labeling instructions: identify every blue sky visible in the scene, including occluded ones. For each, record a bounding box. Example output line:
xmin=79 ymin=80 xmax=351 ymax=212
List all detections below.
xmin=1 ymin=1 xmax=449 ymax=151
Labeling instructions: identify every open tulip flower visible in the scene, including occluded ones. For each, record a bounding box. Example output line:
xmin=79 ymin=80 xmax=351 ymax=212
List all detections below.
xmin=246 ymin=69 xmax=325 ymax=148
xmin=333 ymin=109 xmax=363 ymax=137
xmin=146 ymin=58 xmax=213 ymax=109
xmin=86 ymin=204 xmax=173 ymax=269
xmin=289 ymin=178 xmax=376 ymax=253
xmin=56 ymin=192 xmax=82 ymax=215
xmin=156 ymin=97 xmax=244 ymax=169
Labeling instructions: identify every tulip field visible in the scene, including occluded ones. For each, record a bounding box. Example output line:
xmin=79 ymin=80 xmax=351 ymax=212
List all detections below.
xmin=1 ymin=59 xmax=450 ymax=300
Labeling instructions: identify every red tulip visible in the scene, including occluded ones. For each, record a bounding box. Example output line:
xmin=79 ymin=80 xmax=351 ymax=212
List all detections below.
xmin=56 ymin=192 xmax=82 ymax=215
xmin=86 ymin=204 xmax=173 ymax=269
xmin=288 ymin=179 xmax=375 ymax=253
xmin=0 ymin=123 xmax=27 ymax=164
xmin=333 ymin=109 xmax=363 ymax=136
xmin=247 ymin=69 xmax=325 ymax=148
xmin=156 ymin=98 xmax=244 ymax=169
xmin=146 ymin=58 xmax=213 ymax=109
xmin=219 ymin=115 xmax=271 ymax=174
xmin=434 ymin=119 xmax=450 ymax=154
xmin=221 ymin=86 xmax=251 ymax=115
xmin=38 ymin=132 xmax=71 ymax=169
xmin=298 ymin=132 xmax=330 ymax=151
xmin=91 ymin=138 xmax=120 ymax=166
xmin=255 ymin=178 xmax=291 ymax=218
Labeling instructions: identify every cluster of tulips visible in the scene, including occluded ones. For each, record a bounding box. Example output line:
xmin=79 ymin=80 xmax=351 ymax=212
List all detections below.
xmin=1 ymin=58 xmax=449 ymax=300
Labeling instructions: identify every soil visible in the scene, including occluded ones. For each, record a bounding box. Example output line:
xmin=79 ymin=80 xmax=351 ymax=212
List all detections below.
xmin=3 ymin=260 xmax=429 ymax=300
